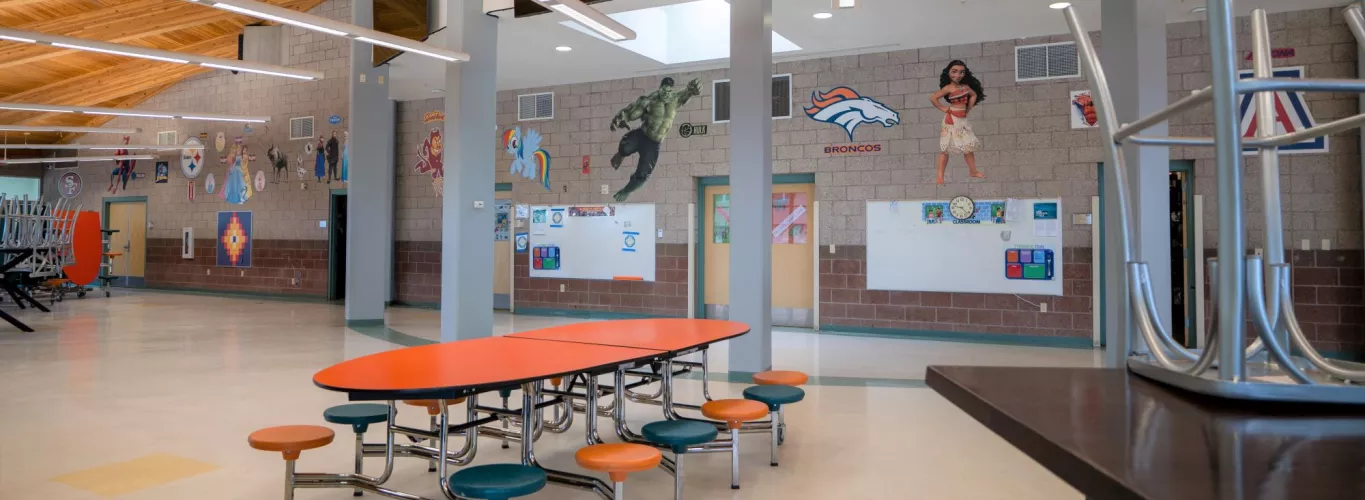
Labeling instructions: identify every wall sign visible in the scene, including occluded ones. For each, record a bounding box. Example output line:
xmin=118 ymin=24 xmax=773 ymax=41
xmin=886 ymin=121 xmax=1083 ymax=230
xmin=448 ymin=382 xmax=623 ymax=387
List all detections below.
xmin=58 ymin=171 xmax=82 ymax=198
xmin=181 ymin=137 xmax=204 ymax=178
xmin=154 ymin=162 xmax=169 ymax=183
xmin=1070 ymin=90 xmax=1098 ymax=129
xmin=824 ymin=143 xmax=882 ymax=154
xmin=581 ymin=155 xmax=590 ymax=174
xmin=679 ymin=123 xmax=708 ymax=138
xmin=1237 ymin=66 xmax=1324 ymax=154
xmin=803 ymin=86 xmax=901 ymax=141
xmin=328 ymin=115 xmax=342 ymax=125
xmin=1244 ymin=48 xmax=1295 ymax=60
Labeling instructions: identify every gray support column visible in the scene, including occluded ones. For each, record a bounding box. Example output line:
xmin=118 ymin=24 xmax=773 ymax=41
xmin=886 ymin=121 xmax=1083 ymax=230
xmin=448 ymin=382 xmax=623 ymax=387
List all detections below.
xmin=440 ymin=0 xmax=497 ymax=341
xmin=345 ymin=0 xmax=396 ymax=323
xmin=1100 ymin=0 xmax=1169 ymax=366
xmin=727 ymin=0 xmax=773 ymax=373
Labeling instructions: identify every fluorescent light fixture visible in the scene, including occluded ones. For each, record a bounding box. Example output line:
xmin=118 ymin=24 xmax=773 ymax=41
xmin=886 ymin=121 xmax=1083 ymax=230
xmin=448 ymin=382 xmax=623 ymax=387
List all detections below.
xmin=1191 ymin=7 xmax=1207 ymax=13
xmin=0 ymin=155 xmax=155 ymax=165
xmin=213 ymin=3 xmax=347 ymax=36
xmin=813 ymin=12 xmax=833 ymax=19
xmin=187 ymin=0 xmax=471 ymax=63
xmin=834 ymin=0 xmax=857 ymax=7
xmin=0 ymin=144 xmax=196 ymax=150
xmin=560 ymin=0 xmax=799 ymax=65
xmin=1048 ymin=2 xmax=1071 ymax=9
xmin=0 ymin=105 xmax=71 ymax=114
xmin=52 ymin=42 xmax=189 ymax=64
xmin=84 ymin=110 xmax=176 ymax=119
xmin=180 ymin=115 xmax=265 ymax=123
xmin=0 ymin=125 xmax=140 ymax=134
xmin=556 ymin=46 xmax=573 ymax=52
xmin=0 ymin=101 xmax=268 ymax=123
xmin=354 ymin=36 xmax=457 ymax=62
xmin=545 ymin=0 xmax=637 ymax=41
xmin=0 ymin=26 xmax=321 ymax=80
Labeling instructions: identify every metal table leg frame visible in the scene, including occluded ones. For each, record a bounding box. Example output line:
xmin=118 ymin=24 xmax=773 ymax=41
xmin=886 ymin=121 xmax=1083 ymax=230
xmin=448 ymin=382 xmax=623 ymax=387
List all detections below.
xmin=289 ymin=401 xmax=411 ymax=499
xmin=514 ymin=379 xmax=616 ymax=500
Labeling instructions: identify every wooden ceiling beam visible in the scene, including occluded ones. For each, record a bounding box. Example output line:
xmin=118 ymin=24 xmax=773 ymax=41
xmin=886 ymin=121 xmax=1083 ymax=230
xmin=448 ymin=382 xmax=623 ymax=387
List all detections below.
xmin=0 ymin=0 xmax=323 ymax=70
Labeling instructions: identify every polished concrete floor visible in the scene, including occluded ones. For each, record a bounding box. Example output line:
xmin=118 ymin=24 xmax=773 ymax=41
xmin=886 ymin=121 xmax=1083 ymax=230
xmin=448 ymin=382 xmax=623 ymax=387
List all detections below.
xmin=0 ymin=290 xmax=1096 ymax=499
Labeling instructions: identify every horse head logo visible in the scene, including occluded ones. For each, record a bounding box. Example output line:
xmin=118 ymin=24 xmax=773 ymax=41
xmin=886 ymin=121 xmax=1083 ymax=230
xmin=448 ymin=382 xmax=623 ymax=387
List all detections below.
xmin=803 ymin=87 xmax=900 ymax=141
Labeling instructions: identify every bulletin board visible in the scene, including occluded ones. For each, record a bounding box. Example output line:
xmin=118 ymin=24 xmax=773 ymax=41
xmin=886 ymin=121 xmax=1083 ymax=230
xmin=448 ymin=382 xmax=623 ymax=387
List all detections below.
xmin=866 ymin=198 xmax=1064 ymax=296
xmin=528 ymin=203 xmax=656 ymax=281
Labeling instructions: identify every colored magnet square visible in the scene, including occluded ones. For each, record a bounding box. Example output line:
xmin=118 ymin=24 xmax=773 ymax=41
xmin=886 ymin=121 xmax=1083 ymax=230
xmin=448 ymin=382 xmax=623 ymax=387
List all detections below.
xmin=1020 ymin=251 xmax=1032 ymax=264
xmin=1032 ymin=250 xmax=1047 ymax=263
xmin=533 ymin=257 xmax=542 ymax=269
xmin=1023 ymin=264 xmax=1047 ymax=279
xmin=1006 ymin=264 xmax=1023 ymax=279
xmin=1006 ymin=249 xmax=1019 ymax=263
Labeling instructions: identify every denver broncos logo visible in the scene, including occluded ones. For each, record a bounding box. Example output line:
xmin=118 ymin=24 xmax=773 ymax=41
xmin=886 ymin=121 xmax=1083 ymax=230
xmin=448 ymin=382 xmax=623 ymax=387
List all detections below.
xmin=804 ymin=87 xmax=901 ymax=141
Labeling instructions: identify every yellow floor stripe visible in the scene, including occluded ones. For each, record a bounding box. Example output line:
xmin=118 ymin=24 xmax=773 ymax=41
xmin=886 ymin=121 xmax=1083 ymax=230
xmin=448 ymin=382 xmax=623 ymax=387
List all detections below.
xmin=51 ymin=453 xmax=218 ymax=497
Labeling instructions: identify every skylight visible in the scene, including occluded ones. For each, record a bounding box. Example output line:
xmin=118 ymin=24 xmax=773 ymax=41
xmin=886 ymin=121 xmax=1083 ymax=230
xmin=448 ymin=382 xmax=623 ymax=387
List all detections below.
xmin=559 ymin=0 xmax=801 ymax=65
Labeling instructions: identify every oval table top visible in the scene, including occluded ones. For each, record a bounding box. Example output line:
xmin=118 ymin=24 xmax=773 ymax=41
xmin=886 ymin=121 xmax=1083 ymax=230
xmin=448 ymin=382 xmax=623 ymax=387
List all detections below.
xmin=314 ymin=336 xmax=665 ymax=401
xmin=506 ymin=318 xmax=750 ymax=354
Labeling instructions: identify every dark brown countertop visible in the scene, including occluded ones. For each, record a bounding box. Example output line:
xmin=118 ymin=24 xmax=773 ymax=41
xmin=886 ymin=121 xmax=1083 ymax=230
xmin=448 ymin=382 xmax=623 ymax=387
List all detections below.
xmin=927 ymin=366 xmax=1365 ymax=500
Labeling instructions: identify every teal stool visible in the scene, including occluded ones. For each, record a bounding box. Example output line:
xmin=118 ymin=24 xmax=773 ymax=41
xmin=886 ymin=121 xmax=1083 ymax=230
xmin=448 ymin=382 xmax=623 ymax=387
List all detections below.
xmin=742 ymin=385 xmax=805 ymax=466
xmin=323 ymin=403 xmax=390 ymax=496
xmin=642 ymin=420 xmax=719 ymax=500
xmin=448 ymin=463 xmax=547 ymax=500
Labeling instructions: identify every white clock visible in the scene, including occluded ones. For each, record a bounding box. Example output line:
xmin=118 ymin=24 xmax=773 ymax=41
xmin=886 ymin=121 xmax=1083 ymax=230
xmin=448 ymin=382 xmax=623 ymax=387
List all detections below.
xmin=949 ymin=195 xmax=976 ymax=221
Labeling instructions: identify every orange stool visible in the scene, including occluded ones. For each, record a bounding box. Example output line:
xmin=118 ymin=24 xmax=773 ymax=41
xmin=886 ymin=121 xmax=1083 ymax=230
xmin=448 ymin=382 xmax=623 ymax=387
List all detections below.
xmin=248 ymin=425 xmax=335 ymax=500
xmin=403 ymin=398 xmax=466 ymax=471
xmin=752 ymin=370 xmax=808 ymax=386
xmin=575 ymin=443 xmax=662 ymax=500
xmin=701 ymin=399 xmax=769 ymax=489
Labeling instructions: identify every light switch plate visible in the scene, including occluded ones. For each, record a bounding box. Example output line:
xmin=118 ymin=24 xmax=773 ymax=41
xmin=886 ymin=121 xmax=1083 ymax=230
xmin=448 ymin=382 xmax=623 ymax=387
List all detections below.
xmin=657 ymin=229 xmax=663 ymax=238
xmin=473 ymin=200 xmax=484 ymax=209
xmin=319 ymin=220 xmax=327 ymax=228
xmin=1322 ymin=239 xmax=1332 ymax=251
xmin=1302 ymin=239 xmax=1311 ymax=251
xmin=601 ymin=185 xmax=609 ymax=195
xmin=1254 ymin=248 xmax=1263 ymax=256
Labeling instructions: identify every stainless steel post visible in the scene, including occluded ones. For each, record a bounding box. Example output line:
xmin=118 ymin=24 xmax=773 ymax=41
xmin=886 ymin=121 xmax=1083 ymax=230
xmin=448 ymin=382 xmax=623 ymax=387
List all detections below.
xmin=1251 ymin=8 xmax=1286 ymax=357
xmin=770 ymin=411 xmax=779 ymax=466
xmin=613 ymin=481 xmax=625 ymax=500
xmin=673 ymin=453 xmax=684 ymax=500
xmin=1206 ymin=0 xmax=1247 ymax=381
xmin=427 ymin=415 xmax=438 ymax=472
xmin=353 ymin=431 xmax=364 ymax=497
xmin=284 ymin=459 xmax=296 ymax=500
xmin=730 ymin=428 xmax=740 ymax=489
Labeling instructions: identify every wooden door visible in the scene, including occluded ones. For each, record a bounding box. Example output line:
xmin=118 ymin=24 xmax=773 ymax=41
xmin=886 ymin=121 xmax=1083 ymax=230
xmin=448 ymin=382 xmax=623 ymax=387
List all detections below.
xmin=702 ymin=183 xmax=816 ymax=326
xmin=106 ymin=202 xmax=146 ymax=278
xmin=493 ymin=191 xmax=512 ymax=309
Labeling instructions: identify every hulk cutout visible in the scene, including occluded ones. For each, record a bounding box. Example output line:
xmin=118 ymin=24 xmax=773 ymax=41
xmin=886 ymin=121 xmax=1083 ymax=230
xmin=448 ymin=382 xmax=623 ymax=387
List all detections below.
xmin=609 ymin=76 xmax=702 ymax=201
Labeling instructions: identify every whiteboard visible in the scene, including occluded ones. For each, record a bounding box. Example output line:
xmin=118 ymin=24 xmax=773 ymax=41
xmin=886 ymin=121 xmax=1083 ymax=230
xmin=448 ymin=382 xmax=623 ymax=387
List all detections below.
xmin=866 ymin=199 xmax=1064 ymax=296
xmin=528 ymin=204 xmax=656 ymax=281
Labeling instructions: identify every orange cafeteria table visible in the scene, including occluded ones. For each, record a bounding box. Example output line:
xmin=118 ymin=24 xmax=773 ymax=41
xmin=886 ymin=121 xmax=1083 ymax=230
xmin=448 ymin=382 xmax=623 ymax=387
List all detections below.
xmin=308 ymin=320 xmax=751 ymax=500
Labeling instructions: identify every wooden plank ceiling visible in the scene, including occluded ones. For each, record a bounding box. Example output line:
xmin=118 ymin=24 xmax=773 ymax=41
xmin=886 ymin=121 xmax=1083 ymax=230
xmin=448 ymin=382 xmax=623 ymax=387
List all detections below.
xmin=0 ymin=0 xmax=426 ymax=146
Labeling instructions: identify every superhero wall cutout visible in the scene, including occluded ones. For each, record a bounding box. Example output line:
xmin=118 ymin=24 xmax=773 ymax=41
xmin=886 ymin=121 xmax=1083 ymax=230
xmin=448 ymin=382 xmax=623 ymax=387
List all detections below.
xmin=609 ymin=76 xmax=701 ymax=201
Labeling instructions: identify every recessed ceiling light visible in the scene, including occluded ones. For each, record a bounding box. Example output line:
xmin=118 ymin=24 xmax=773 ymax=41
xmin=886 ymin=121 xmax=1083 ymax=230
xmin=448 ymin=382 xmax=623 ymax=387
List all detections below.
xmin=556 ymin=46 xmax=573 ymax=52
xmin=1048 ymin=2 xmax=1071 ymax=9
xmin=1191 ymin=7 xmax=1207 ymax=13
xmin=813 ymin=12 xmax=833 ymax=19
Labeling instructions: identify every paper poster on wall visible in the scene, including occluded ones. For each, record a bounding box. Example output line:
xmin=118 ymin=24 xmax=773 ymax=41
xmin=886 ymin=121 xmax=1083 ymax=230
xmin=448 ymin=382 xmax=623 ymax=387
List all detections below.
xmin=1070 ymin=90 xmax=1098 ymax=129
xmin=155 ymin=162 xmax=169 ymax=183
xmin=622 ymin=231 xmax=639 ymax=252
xmin=216 ymin=211 xmax=252 ymax=268
xmin=515 ymin=232 xmax=529 ymax=252
xmin=772 ymin=193 xmax=808 ymax=244
xmin=713 ymin=193 xmax=730 ymax=244
xmin=549 ymin=208 xmax=566 ymax=228
xmin=494 ymin=199 xmax=512 ymax=241
xmin=531 ymin=208 xmax=548 ymax=235
xmin=922 ymin=200 xmax=1005 ymax=224
xmin=1033 ymin=201 xmax=1060 ymax=237
xmin=569 ymin=206 xmax=611 ymax=217
xmin=515 ymin=204 xmax=529 ymax=219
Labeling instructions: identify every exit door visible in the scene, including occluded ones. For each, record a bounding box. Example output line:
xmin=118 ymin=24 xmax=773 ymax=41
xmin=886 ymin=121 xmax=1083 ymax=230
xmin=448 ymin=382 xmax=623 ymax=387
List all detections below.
xmin=105 ymin=201 xmax=147 ymax=287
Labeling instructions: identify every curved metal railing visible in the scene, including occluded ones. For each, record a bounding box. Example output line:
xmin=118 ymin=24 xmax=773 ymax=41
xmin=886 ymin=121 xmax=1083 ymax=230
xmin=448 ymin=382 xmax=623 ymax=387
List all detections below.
xmin=1060 ymin=1 xmax=1365 ymax=396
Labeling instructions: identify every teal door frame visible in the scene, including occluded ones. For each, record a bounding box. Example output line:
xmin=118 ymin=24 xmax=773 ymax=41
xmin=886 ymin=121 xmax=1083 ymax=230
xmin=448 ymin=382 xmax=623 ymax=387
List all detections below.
xmin=102 ymin=196 xmax=148 ymax=287
xmin=1096 ymin=160 xmax=1198 ymax=348
xmin=693 ymin=173 xmax=816 ymax=317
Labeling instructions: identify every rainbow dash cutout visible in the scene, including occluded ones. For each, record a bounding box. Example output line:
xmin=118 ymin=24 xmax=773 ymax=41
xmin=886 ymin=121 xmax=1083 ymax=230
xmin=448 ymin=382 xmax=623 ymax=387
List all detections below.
xmin=504 ymin=127 xmax=552 ymax=191
xmin=804 ymin=86 xmax=901 ymax=141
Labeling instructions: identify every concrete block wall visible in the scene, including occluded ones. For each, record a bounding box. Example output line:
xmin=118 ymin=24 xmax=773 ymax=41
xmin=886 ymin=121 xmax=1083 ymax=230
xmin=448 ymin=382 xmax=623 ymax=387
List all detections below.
xmin=393 ymin=7 xmax=1363 ymax=354
xmin=42 ymin=0 xmax=352 ymax=295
